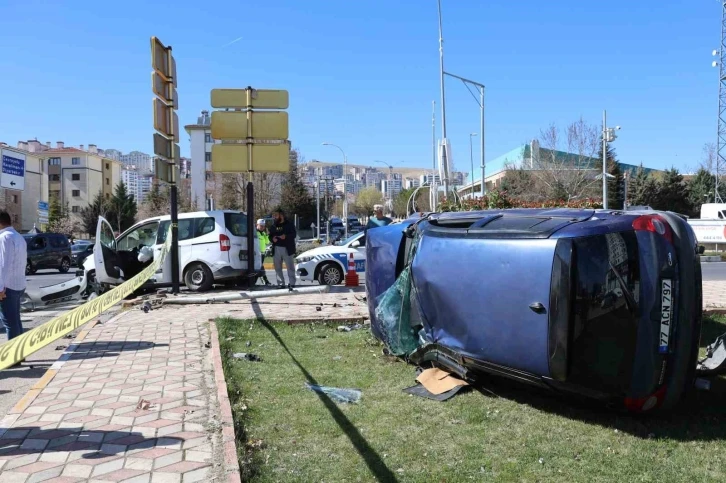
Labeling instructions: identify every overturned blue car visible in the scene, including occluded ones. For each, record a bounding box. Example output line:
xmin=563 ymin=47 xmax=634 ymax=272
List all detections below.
xmin=365 ymin=208 xmax=703 ymax=413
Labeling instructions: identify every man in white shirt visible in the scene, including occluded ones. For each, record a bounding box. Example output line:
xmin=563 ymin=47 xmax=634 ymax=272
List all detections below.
xmin=0 ymin=210 xmax=28 ymax=342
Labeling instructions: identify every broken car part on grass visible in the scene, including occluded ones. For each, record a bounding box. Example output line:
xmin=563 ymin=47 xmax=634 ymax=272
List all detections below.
xmin=366 ymin=208 xmax=709 ymax=414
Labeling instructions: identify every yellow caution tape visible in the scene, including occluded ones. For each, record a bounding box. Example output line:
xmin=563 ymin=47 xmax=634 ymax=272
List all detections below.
xmin=0 ymin=232 xmax=172 ymax=370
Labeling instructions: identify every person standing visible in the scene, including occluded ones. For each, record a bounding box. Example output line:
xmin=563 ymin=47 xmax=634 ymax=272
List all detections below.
xmin=256 ymin=219 xmax=272 ymax=286
xmin=0 ymin=210 xmax=28 ymax=347
xmin=366 ymin=204 xmax=393 ymax=231
xmin=270 ymin=209 xmax=297 ymax=289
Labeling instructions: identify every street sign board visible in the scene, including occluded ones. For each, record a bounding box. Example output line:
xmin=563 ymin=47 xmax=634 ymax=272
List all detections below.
xmin=152 ymin=71 xmax=177 ymax=108
xmin=38 ymin=201 xmax=49 ymax=211
xmin=211 ymin=143 xmax=289 ymax=173
xmin=155 ymin=158 xmax=172 ymax=183
xmin=210 ymin=111 xmax=288 ymax=140
xmin=1 ymin=149 xmax=25 ymax=191
xmin=151 ymin=37 xmax=172 ymax=79
xmin=153 ymin=132 xmax=174 ymax=159
xmin=153 ymin=99 xmax=179 ymax=142
xmin=211 ymin=89 xmax=289 ymax=109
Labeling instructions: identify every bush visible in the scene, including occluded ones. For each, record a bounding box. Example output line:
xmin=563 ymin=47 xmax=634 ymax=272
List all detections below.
xmin=440 ymin=189 xmax=604 ymax=212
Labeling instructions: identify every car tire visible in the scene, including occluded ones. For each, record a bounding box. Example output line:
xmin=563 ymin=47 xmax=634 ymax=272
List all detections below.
xmin=59 ymin=258 xmax=71 ymax=273
xmin=26 ymin=260 xmax=36 ymax=275
xmin=184 ymin=262 xmax=214 ymax=292
xmin=317 ymin=263 xmax=343 ymax=285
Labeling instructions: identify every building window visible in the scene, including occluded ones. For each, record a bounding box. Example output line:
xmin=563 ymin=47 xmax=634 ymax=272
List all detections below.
xmin=106 ymin=163 xmax=110 ymax=169
xmin=72 ymin=157 xmax=80 ymax=165
xmin=205 ymin=133 xmax=212 ymax=143
xmin=71 ymin=206 xmax=80 ymax=213
xmin=106 ymin=178 xmax=110 ymax=185
xmin=106 ymin=193 xmax=110 ymax=199
xmin=48 ymin=157 xmax=61 ymax=166
xmin=205 ymin=173 xmax=211 ymax=180
xmin=72 ymin=174 xmax=80 ymax=181
xmin=72 ymin=190 xmax=80 ymax=197
xmin=11 ymin=195 xmax=18 ymax=203
xmin=50 ymin=174 xmax=60 ymax=181
xmin=205 ymin=152 xmax=212 ymax=162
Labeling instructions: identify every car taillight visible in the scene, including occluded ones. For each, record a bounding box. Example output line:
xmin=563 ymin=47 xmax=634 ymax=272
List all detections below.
xmin=632 ymin=214 xmax=674 ymax=245
xmin=624 ymin=385 xmax=668 ymax=413
xmin=219 ymin=234 xmax=231 ymax=252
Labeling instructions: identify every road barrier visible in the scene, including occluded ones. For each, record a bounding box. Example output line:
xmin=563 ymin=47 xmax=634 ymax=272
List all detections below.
xmin=0 ymin=234 xmax=171 ymax=371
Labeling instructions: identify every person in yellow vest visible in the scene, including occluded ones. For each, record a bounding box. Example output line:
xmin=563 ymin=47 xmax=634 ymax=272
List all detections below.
xmin=256 ymin=219 xmax=272 ymax=286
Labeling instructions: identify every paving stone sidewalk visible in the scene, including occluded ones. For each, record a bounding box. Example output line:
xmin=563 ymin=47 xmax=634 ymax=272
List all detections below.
xmin=0 ymin=288 xmax=369 ymax=482
xmin=703 ymin=280 xmax=726 ymax=309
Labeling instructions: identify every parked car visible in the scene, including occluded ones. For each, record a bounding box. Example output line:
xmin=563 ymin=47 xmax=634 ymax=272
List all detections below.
xmin=296 ymin=231 xmax=366 ymax=285
xmin=366 ymin=208 xmax=702 ymax=413
xmin=71 ymin=242 xmax=94 ymax=267
xmin=84 ymin=210 xmax=261 ymax=293
xmin=23 ymin=233 xmax=73 ymax=274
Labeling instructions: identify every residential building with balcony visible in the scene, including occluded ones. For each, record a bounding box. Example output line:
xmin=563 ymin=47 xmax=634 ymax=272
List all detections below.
xmin=0 ymin=142 xmax=50 ymax=231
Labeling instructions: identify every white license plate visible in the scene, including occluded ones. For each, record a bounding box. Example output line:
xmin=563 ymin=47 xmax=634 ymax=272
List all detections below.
xmin=659 ymin=279 xmax=673 ymax=354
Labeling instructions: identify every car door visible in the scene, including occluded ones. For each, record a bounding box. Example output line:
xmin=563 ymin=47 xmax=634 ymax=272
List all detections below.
xmin=351 ymin=233 xmax=366 ymax=277
xmin=93 ymin=216 xmax=124 ymax=284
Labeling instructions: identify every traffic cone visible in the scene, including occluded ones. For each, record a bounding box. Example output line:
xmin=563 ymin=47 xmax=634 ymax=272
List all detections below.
xmin=345 ymin=253 xmax=359 ymax=287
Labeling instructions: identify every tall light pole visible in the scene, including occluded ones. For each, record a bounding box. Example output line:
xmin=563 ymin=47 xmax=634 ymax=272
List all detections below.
xmin=601 ymin=110 xmax=621 ymax=210
xmin=437 ymin=0 xmax=450 ymax=195
xmin=315 ymin=178 xmax=321 ymax=239
xmin=322 ymin=142 xmax=348 ymax=238
xmin=374 ymin=160 xmax=399 ymax=201
xmin=431 ymin=100 xmax=437 ymax=211
xmin=469 ymin=132 xmax=478 ymax=191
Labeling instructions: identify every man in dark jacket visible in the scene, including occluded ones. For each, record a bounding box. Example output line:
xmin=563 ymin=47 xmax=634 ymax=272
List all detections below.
xmin=270 ymin=208 xmax=297 ymax=288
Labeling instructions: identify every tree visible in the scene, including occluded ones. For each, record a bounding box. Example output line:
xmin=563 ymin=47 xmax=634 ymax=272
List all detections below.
xmin=355 ymin=187 xmax=383 ymax=218
xmin=529 ymin=117 xmax=601 ymax=201
xmin=219 ymin=175 xmax=242 ymax=210
xmin=687 ymin=168 xmax=716 ymax=217
xmin=108 ymin=182 xmax=137 ymax=233
xmin=137 ymin=182 xmax=170 ymax=220
xmin=79 ymin=191 xmax=110 ymax=236
xmin=628 ymin=165 xmax=659 ymax=208
xmin=650 ymin=168 xmax=693 ymax=216
xmin=280 ymin=148 xmax=315 ymax=225
xmin=48 ymin=195 xmax=63 ymax=226
xmin=500 ymin=166 xmax=539 ymax=202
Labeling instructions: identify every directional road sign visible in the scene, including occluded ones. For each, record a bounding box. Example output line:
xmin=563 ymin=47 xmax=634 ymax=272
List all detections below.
xmin=210 ymin=111 xmax=288 ymax=140
xmin=1 ymin=149 xmax=26 ymax=191
xmin=211 ymin=89 xmax=289 ymax=109
xmin=211 ymin=143 xmax=290 ymax=173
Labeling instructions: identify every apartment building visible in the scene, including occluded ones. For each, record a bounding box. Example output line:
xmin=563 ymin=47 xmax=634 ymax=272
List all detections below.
xmin=0 ymin=142 xmax=50 ymax=231
xmin=40 ymin=141 xmax=122 ymax=213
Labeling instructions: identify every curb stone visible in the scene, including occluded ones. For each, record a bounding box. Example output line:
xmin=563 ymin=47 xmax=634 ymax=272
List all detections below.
xmin=209 ymin=321 xmax=243 ymax=483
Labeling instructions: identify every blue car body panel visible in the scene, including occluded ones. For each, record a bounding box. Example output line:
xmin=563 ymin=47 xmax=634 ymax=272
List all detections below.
xmin=412 ymin=236 xmax=557 ymax=376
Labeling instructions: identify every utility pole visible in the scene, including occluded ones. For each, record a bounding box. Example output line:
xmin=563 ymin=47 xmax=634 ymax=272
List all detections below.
xmin=437 ymin=0 xmax=450 ymax=195
xmin=713 ymin=2 xmax=726 ymax=202
xmin=431 ymin=100 xmax=437 ymax=211
xmin=602 ymin=110 xmax=608 ymax=210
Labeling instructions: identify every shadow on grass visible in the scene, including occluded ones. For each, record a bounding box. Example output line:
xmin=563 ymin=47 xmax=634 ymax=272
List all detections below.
xmin=700 ymin=317 xmax=726 ymax=348
xmin=252 ymin=313 xmax=398 ymax=483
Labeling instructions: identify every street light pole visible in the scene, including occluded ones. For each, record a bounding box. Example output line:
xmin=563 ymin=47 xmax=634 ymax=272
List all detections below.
xmin=316 ymin=178 xmax=321 ymax=239
xmin=480 ymin=85 xmax=485 ymax=197
xmin=431 ymin=100 xmax=437 ymax=211
xmin=602 ymin=110 xmax=608 ymax=209
xmin=322 ymin=142 xmax=348 ymax=239
xmin=437 ymin=0 xmax=450 ymax=196
xmin=469 ymin=132 xmax=477 ymax=191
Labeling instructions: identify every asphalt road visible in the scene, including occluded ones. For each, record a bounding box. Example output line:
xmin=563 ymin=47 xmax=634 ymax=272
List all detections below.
xmin=701 ymin=262 xmax=726 ymax=281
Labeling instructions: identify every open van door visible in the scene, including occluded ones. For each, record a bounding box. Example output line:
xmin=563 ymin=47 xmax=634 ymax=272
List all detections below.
xmin=94 ymin=216 xmax=124 ymax=285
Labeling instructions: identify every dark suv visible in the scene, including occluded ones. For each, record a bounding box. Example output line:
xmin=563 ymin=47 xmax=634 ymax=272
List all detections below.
xmin=23 ymin=233 xmax=73 ymax=274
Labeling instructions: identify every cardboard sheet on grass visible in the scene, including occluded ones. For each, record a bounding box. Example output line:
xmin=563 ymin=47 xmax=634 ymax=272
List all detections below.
xmin=404 ymin=367 xmax=469 ymax=401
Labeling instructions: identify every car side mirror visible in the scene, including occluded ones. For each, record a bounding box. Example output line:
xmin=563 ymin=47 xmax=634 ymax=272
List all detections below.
xmin=698 ymin=245 xmax=706 ymax=255
xmin=350 ymin=240 xmax=360 ymax=248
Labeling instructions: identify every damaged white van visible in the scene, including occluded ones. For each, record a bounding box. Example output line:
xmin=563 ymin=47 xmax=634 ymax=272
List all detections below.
xmin=84 ymin=210 xmax=261 ymax=293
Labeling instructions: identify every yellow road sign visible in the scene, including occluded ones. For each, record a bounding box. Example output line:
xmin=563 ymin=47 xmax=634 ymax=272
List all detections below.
xmin=211 ymin=143 xmax=290 ymax=173
xmin=210 ymin=111 xmax=288 ymax=140
xmin=211 ymin=88 xmax=289 ymax=109
xmin=153 ymin=98 xmax=179 ymax=142
xmin=151 ymin=37 xmax=172 ymax=79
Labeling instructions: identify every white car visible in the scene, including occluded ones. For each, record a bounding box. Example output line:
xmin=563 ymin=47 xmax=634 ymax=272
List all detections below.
xmin=295 ymin=232 xmax=366 ymax=285
xmin=84 ymin=210 xmax=261 ymax=292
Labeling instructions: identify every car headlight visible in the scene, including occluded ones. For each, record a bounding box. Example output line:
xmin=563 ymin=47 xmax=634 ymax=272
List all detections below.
xmin=296 ymin=256 xmax=313 ymax=263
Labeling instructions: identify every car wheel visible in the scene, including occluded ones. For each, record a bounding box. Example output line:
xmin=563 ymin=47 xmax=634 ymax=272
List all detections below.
xmin=26 ymin=260 xmax=36 ymax=275
xmin=184 ymin=263 xmax=214 ymax=292
xmin=58 ymin=258 xmax=71 ymax=273
xmin=317 ymin=263 xmax=343 ymax=285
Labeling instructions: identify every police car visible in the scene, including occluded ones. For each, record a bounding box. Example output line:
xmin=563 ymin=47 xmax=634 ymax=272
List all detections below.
xmin=295 ymin=231 xmax=366 ymax=285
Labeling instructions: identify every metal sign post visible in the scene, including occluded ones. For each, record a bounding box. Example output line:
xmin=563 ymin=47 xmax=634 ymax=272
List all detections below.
xmin=150 ymin=36 xmax=181 ymax=294
xmin=209 ymin=87 xmax=290 ymax=280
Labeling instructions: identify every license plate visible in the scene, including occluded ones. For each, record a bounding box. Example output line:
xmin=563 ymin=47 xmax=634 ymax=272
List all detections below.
xmin=239 ymin=251 xmax=248 ymax=261
xmin=659 ymin=279 xmax=673 ymax=354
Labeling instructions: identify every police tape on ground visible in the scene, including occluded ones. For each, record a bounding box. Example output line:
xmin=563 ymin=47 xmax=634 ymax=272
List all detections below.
xmin=0 ymin=234 xmax=171 ymax=371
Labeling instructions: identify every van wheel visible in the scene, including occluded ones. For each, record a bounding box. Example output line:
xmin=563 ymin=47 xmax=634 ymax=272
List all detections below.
xmin=317 ymin=263 xmax=343 ymax=285
xmin=184 ymin=263 xmax=214 ymax=292
xmin=59 ymin=258 xmax=71 ymax=273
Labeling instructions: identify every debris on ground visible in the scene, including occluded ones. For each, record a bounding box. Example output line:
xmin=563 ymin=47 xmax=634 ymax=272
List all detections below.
xmin=233 ymin=352 xmax=262 ymax=362
xmin=304 ymin=382 xmax=362 ymax=404
xmin=55 ymin=345 xmax=67 ymax=351
xmin=246 ymin=341 xmax=252 ymax=347
xmin=332 ymin=356 xmax=342 ymax=361
xmin=225 ymin=336 xmax=235 ymax=341
xmin=136 ymin=399 xmax=153 ymax=410
xmin=337 ymin=323 xmax=363 ymax=332
xmin=204 ymin=341 xmax=211 ymax=348
xmin=403 ymin=367 xmax=470 ymax=402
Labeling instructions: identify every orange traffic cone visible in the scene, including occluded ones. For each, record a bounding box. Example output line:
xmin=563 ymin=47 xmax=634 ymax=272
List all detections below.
xmin=345 ymin=252 xmax=360 ymax=287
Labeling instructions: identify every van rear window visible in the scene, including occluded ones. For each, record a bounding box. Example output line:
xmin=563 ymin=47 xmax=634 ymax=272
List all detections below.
xmin=224 ymin=213 xmax=248 ymax=237
xmin=568 ymin=231 xmax=640 ymax=394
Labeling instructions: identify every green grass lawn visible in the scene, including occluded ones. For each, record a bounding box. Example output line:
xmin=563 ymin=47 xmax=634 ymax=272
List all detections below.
xmin=218 ymin=317 xmax=726 ymax=482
